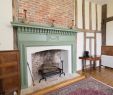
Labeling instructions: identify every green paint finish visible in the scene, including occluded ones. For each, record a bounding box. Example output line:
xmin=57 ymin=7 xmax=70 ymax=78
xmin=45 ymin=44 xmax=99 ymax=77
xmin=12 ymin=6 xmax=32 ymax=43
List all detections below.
xmin=17 ymin=43 xmax=28 ymax=89
xmin=12 ymin=22 xmax=77 ymax=89
xmin=19 ymin=41 xmax=77 ymax=89
xmin=18 ymin=33 xmax=47 ymax=41
xmin=11 ymin=22 xmax=78 ymax=35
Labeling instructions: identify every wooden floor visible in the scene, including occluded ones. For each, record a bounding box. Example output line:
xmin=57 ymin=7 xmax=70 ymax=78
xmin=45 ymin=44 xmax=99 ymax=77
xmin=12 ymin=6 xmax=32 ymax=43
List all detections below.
xmin=28 ymin=67 xmax=113 ymax=95
xmin=78 ymin=67 xmax=113 ymax=87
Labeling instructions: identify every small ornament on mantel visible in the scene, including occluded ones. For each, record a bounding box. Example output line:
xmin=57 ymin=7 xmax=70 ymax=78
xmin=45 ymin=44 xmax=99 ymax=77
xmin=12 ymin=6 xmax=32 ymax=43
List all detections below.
xmin=68 ymin=20 xmax=74 ymax=29
xmin=23 ymin=9 xmax=28 ymax=23
xmin=50 ymin=19 xmax=55 ymax=27
xmin=21 ymin=9 xmax=28 ymax=23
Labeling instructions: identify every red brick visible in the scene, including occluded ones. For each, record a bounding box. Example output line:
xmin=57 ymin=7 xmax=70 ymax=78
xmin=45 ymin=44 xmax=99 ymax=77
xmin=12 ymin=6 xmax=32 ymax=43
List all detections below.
xmin=18 ymin=0 xmax=74 ymax=28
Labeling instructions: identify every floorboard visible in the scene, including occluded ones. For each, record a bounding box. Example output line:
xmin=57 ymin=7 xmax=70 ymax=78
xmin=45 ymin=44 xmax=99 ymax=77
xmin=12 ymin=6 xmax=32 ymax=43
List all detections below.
xmin=27 ymin=67 xmax=113 ymax=95
xmin=77 ymin=67 xmax=113 ymax=87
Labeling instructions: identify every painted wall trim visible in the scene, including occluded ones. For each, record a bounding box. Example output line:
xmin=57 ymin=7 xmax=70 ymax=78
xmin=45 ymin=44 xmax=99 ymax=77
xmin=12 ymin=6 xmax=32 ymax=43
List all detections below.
xmin=11 ymin=22 xmax=78 ymax=35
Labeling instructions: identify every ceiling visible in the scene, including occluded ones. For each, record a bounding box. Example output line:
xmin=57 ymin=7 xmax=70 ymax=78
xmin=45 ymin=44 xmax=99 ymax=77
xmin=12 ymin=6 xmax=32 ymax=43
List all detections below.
xmin=87 ymin=0 xmax=112 ymax=5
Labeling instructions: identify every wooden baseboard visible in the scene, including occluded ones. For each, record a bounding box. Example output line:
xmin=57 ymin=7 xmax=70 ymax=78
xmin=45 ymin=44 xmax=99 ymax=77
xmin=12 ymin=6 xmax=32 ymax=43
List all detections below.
xmin=29 ymin=75 xmax=85 ymax=95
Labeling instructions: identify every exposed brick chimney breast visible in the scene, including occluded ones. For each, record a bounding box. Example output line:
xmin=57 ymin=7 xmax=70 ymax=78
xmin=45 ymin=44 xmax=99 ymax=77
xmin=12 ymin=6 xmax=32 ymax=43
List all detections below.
xmin=18 ymin=0 xmax=74 ymax=28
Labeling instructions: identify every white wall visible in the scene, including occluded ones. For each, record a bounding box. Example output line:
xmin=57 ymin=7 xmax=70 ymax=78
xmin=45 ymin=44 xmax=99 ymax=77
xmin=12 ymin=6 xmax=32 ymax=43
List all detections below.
xmin=77 ymin=0 xmax=83 ymax=28
xmin=106 ymin=0 xmax=113 ymax=45
xmin=77 ymin=0 xmax=101 ymax=30
xmin=76 ymin=0 xmax=102 ymax=70
xmin=77 ymin=32 xmax=101 ymax=71
xmin=0 ymin=0 xmax=13 ymax=50
xmin=77 ymin=32 xmax=84 ymax=70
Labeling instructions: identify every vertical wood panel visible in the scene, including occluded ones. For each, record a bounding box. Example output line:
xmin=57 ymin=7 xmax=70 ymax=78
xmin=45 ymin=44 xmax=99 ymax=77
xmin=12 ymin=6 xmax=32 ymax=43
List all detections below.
xmin=82 ymin=0 xmax=86 ymax=51
xmin=12 ymin=0 xmax=18 ymax=21
xmin=74 ymin=0 xmax=78 ymax=27
xmin=12 ymin=0 xmax=19 ymax=49
xmin=94 ymin=4 xmax=98 ymax=56
xmin=94 ymin=32 xmax=97 ymax=56
xmin=101 ymin=4 xmax=107 ymax=45
xmin=89 ymin=2 xmax=92 ymax=30
xmin=82 ymin=0 xmax=85 ymax=29
xmin=96 ymin=4 xmax=98 ymax=31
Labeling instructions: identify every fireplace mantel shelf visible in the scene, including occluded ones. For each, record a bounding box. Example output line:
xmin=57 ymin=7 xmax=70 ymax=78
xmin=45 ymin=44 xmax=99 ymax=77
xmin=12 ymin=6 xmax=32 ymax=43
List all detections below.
xmin=11 ymin=22 xmax=78 ymax=35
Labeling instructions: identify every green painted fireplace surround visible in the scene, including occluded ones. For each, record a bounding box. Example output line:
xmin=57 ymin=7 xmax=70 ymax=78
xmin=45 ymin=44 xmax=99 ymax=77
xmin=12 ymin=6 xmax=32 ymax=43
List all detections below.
xmin=11 ymin=22 xmax=78 ymax=89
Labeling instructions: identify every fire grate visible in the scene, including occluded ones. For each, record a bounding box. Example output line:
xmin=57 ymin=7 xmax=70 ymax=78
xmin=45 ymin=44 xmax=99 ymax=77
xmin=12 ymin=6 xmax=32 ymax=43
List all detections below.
xmin=38 ymin=60 xmax=65 ymax=83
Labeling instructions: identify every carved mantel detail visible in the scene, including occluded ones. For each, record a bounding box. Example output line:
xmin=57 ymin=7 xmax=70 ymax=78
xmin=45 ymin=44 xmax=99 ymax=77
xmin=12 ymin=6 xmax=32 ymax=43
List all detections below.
xmin=11 ymin=22 xmax=77 ymax=35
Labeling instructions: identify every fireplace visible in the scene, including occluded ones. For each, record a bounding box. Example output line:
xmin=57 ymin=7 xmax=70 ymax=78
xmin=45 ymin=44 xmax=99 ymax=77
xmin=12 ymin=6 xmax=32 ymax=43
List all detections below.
xmin=12 ymin=22 xmax=77 ymax=88
xmin=27 ymin=46 xmax=71 ymax=86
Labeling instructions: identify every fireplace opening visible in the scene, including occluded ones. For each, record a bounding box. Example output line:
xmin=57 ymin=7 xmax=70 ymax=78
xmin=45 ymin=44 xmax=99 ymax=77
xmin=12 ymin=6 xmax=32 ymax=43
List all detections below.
xmin=27 ymin=45 xmax=72 ymax=87
xmin=32 ymin=49 xmax=66 ymax=83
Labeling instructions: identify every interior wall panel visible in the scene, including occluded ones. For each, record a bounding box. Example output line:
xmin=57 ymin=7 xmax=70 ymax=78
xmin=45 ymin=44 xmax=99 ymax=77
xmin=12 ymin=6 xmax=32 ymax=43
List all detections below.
xmin=97 ymin=5 xmax=101 ymax=31
xmin=77 ymin=0 xmax=83 ymax=28
xmin=85 ymin=1 xmax=89 ymax=29
xmin=92 ymin=3 xmax=96 ymax=30
xmin=107 ymin=0 xmax=113 ymax=17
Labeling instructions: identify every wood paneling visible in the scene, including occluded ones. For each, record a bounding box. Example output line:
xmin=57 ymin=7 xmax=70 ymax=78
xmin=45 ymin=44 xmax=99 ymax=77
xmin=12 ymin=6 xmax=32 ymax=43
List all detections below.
xmin=0 ymin=50 xmax=21 ymax=95
xmin=101 ymin=46 xmax=113 ymax=56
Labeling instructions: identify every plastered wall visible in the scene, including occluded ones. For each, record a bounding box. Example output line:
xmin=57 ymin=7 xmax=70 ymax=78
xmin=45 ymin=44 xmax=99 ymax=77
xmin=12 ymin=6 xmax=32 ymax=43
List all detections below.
xmin=0 ymin=0 xmax=13 ymax=50
xmin=106 ymin=0 xmax=113 ymax=45
xmin=76 ymin=0 xmax=102 ymax=70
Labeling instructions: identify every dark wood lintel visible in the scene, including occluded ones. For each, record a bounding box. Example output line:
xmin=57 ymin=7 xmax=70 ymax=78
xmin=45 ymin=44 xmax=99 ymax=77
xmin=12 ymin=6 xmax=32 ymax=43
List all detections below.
xmin=105 ymin=16 xmax=113 ymax=22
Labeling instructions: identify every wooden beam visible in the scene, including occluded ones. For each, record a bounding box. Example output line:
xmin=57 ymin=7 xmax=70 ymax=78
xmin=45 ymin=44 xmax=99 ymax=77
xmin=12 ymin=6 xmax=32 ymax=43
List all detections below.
xmin=89 ymin=2 xmax=92 ymax=30
xmin=105 ymin=16 xmax=113 ymax=22
xmin=82 ymin=0 xmax=86 ymax=51
xmin=94 ymin=32 xmax=97 ymax=56
xmin=82 ymin=0 xmax=85 ymax=29
xmin=75 ymin=27 xmax=101 ymax=33
xmin=86 ymin=37 xmax=95 ymax=39
xmin=95 ymin=4 xmax=98 ymax=56
xmin=13 ymin=28 xmax=18 ymax=49
xmin=95 ymin=4 xmax=98 ymax=31
xmin=101 ymin=4 xmax=107 ymax=45
xmin=74 ymin=0 xmax=78 ymax=27
xmin=12 ymin=0 xmax=19 ymax=49
xmin=12 ymin=0 xmax=18 ymax=21
xmin=89 ymin=38 xmax=92 ymax=56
